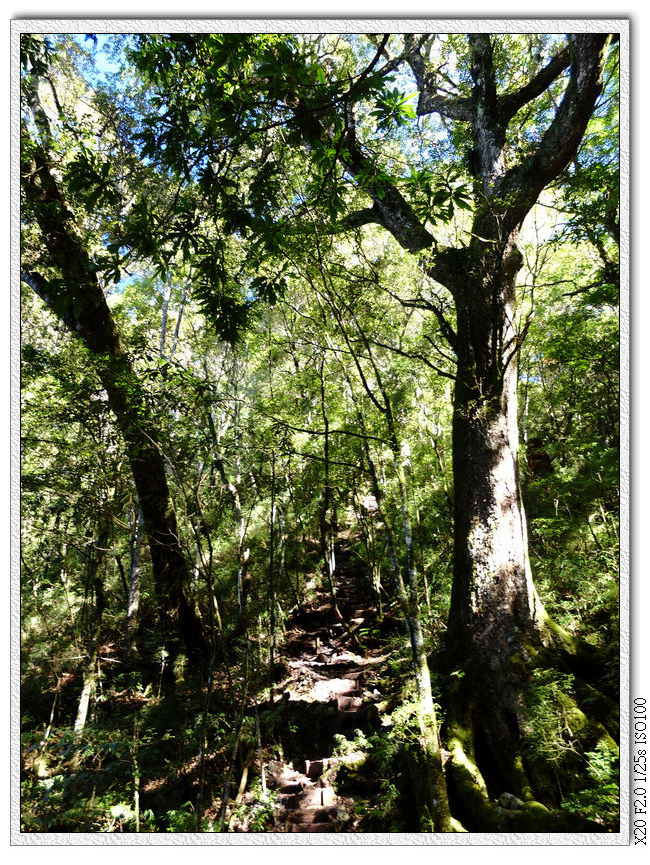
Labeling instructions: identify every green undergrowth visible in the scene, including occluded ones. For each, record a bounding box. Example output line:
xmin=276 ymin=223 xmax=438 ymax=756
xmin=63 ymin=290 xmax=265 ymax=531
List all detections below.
xmin=332 ymin=693 xmax=442 ymax=832
xmin=518 ymin=668 xmax=619 ymax=830
xmin=561 ymin=739 xmax=619 ymax=828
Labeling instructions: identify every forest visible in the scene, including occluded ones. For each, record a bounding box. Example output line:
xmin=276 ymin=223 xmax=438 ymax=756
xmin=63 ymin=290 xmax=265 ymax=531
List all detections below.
xmin=19 ymin=28 xmax=621 ymax=835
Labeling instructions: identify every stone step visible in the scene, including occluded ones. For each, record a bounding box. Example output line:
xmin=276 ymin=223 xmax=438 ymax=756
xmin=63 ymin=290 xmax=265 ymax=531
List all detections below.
xmin=288 ymin=822 xmax=337 ymax=833
xmin=337 ymin=695 xmax=363 ymax=712
xmin=300 ymin=758 xmax=336 ymax=779
xmin=300 ymin=660 xmax=360 ymax=674
xmin=288 ymin=806 xmax=337 ymax=824
xmin=276 ymin=793 xmax=301 ymax=809
xmin=277 ymin=780 xmax=307 ymax=794
xmin=300 ymin=785 xmax=337 ymax=807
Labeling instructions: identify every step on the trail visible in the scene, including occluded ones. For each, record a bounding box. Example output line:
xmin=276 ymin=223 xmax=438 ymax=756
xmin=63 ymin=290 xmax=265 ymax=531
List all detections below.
xmin=288 ymin=806 xmax=338 ymax=824
xmin=302 ymin=758 xmax=329 ymax=779
xmin=337 ymin=694 xmax=363 ymax=712
xmin=288 ymin=818 xmax=337 ymax=833
xmin=267 ymin=538 xmax=384 ymax=833
xmin=272 ymin=760 xmax=344 ymax=832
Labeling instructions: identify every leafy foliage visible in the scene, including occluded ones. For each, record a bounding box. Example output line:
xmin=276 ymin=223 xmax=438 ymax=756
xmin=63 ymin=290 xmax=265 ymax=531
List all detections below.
xmin=561 ymin=739 xmax=619 ymax=828
xmin=19 ymin=29 xmax=620 ymax=834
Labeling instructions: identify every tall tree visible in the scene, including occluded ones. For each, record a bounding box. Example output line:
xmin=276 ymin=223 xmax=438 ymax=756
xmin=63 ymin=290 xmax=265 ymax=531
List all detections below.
xmin=129 ymin=30 xmax=618 ymax=827
xmin=20 ymin=36 xmax=207 ymax=666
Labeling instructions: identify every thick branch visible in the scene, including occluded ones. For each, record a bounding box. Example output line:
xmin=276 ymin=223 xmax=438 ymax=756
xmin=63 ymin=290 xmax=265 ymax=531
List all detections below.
xmin=498 ymin=46 xmax=571 ymax=123
xmin=339 ymin=206 xmax=381 ymax=230
xmin=404 ymin=34 xmax=473 ymax=121
xmin=339 ymin=136 xmax=435 ymax=253
xmin=408 ymin=37 xmax=571 ymax=129
xmin=469 ymin=34 xmax=499 ymax=117
xmin=499 ymin=34 xmax=611 ymax=231
xmin=468 ymin=35 xmax=508 ymax=186
xmin=293 ymin=95 xmax=436 ymax=255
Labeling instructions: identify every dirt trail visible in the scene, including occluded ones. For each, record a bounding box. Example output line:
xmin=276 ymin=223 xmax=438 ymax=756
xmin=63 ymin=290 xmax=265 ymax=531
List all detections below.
xmin=266 ymin=541 xmax=386 ymax=833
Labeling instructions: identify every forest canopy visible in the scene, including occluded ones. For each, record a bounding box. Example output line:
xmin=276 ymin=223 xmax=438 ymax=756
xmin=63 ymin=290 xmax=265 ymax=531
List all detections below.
xmin=19 ymin=26 xmax=621 ymax=836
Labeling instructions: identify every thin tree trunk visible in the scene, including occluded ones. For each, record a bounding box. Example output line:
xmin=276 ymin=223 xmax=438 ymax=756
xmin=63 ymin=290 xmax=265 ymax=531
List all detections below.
xmin=75 ymin=523 xmax=109 ymax=736
xmin=347 ymin=378 xmax=451 ymax=830
xmin=331 ymin=297 xmax=435 ymax=716
xmin=168 ymin=273 xmax=190 ymax=361
xmin=124 ymin=503 xmax=145 ymax=659
xmin=74 ymin=643 xmax=100 ymax=736
xmin=132 ymin=717 xmax=141 ymax=833
xmin=268 ymin=451 xmax=277 ymax=699
xmin=317 ymin=359 xmax=347 ymax=630
xmin=219 ymin=640 xmax=250 ymax=832
xmin=159 ymin=271 xmax=172 ymax=357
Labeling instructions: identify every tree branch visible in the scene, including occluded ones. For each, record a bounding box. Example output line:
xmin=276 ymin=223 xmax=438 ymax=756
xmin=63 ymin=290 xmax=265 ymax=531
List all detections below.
xmin=404 ymin=34 xmax=473 ymax=121
xmin=369 ymin=337 xmax=456 ymax=380
xmin=339 ymin=206 xmax=381 ymax=230
xmin=499 ymin=34 xmax=612 ymax=232
xmin=498 ymin=46 xmax=571 ymax=123
xmin=382 ymin=284 xmax=458 ymax=351
xmin=345 ymin=34 xmax=390 ymax=100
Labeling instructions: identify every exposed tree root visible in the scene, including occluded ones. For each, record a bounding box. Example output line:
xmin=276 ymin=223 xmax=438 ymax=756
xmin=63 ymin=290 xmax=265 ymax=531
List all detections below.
xmin=438 ymin=627 xmax=619 ymax=833
xmin=445 ymin=734 xmax=601 ymax=832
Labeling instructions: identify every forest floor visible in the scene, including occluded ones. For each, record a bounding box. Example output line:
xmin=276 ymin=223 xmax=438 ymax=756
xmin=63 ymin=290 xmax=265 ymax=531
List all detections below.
xmin=19 ymin=537 xmax=414 ymax=834
xmin=229 ymin=539 xmax=391 ymax=832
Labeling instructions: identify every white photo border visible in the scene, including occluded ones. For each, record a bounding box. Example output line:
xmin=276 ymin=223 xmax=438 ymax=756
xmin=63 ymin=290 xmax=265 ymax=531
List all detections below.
xmin=9 ymin=14 xmax=631 ymax=849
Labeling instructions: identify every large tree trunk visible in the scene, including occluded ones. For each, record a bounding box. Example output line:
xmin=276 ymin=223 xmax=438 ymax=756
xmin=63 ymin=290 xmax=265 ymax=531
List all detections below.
xmin=445 ymin=235 xmax=543 ymax=788
xmin=440 ymin=230 xmax=617 ymax=829
xmin=447 ymin=233 xmax=540 ymax=657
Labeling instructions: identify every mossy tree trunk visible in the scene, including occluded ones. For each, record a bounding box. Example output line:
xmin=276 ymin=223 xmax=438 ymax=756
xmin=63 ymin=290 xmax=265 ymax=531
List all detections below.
xmin=317 ymin=31 xmax=615 ymax=826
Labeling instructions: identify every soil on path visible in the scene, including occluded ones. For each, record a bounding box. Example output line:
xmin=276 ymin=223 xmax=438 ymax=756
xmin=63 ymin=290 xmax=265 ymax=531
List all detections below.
xmin=264 ymin=542 xmax=389 ymax=833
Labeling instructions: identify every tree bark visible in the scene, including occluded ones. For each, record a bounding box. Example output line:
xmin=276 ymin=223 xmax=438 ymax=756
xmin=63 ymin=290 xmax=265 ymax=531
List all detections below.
xmin=124 ymin=503 xmax=145 ymax=659
xmin=21 ymin=130 xmax=207 ymax=667
xmin=74 ymin=522 xmax=109 ymax=736
xmin=445 ymin=233 xmax=540 ymax=659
